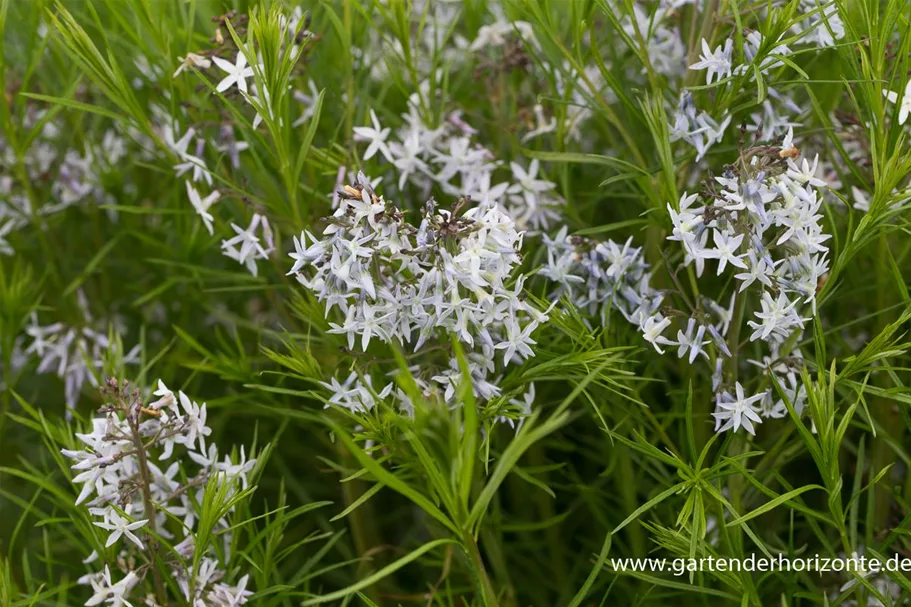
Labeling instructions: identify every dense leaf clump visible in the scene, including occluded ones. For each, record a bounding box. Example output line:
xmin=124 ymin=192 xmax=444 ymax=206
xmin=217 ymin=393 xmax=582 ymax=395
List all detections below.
xmin=2 ymin=1 xmax=911 ymax=606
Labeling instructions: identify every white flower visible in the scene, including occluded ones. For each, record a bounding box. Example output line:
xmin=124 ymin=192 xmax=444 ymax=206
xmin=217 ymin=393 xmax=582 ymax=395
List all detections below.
xmin=786 ymin=155 xmax=827 ymax=188
xmin=781 ymin=126 xmax=795 ymax=153
xmin=327 ymin=306 xmax=361 ymax=350
xmin=690 ymin=38 xmax=733 ymax=85
xmin=494 ymin=316 xmax=539 ymax=364
xmin=173 ymin=53 xmax=212 ymax=78
xmin=208 ymin=575 xmax=253 ymax=607
xmin=675 ymin=318 xmax=709 ymax=364
xmin=149 ymin=379 xmax=177 ymax=411
xmin=713 ymin=382 xmax=765 ymax=435
xmin=733 ymin=251 xmax=774 ymax=291
xmin=748 ymin=291 xmax=804 ymax=343
xmin=292 ymin=79 xmax=322 ymax=127
xmin=24 ymin=312 xmax=139 ymax=413
xmin=503 ymin=384 xmax=535 ymax=430
xmin=433 ymin=136 xmax=488 ymax=183
xmin=92 ymin=505 xmax=148 ymax=550
xmin=640 ymin=314 xmax=674 ymax=354
xmin=215 ymin=446 xmax=256 ymax=490
xmin=188 ymin=443 xmax=220 ymax=470
xmin=221 ymin=214 xmax=275 ymax=276
xmin=246 ymin=85 xmax=277 ymax=130
xmin=83 ymin=566 xmax=139 ymax=607
xmin=179 ymin=558 xmax=220 ymax=606
xmin=507 ymin=159 xmax=556 ymax=210
xmin=353 ymin=109 xmax=393 ymax=162
xmin=470 ymin=20 xmax=537 ymax=51
xmin=884 ymin=80 xmax=911 ymax=125
xmin=166 ymin=125 xmax=211 ymax=186
xmin=212 ymin=52 xmax=255 ymax=94
xmin=287 ymin=230 xmax=326 ymax=275
xmin=358 ymin=303 xmax=390 ymax=350
xmin=669 ymin=93 xmax=731 ymax=160
xmin=506 ymin=159 xmax=563 ymax=229
xmin=389 ymin=130 xmax=429 ymax=189
xmin=704 ymin=230 xmax=747 ymax=274
xmin=521 ymin=104 xmax=557 ymax=142
xmin=0 ymin=219 xmax=15 ymax=255
xmin=851 ymin=185 xmax=870 ymax=213
xmin=319 ymin=373 xmax=393 ymax=413
xmin=176 ymin=391 xmax=212 ymax=453
xmin=186 ymin=182 xmax=220 ymax=235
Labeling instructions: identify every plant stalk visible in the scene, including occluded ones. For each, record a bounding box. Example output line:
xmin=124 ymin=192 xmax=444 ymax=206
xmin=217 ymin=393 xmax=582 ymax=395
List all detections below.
xmin=464 ymin=533 xmax=499 ymax=607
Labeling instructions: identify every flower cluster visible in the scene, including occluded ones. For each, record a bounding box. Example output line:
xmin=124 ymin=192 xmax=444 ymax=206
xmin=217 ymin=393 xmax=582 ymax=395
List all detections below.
xmin=167 ymin=8 xmax=317 ymax=276
xmin=791 ymin=0 xmax=846 ymax=48
xmin=290 ymin=173 xmax=547 ymax=413
xmin=621 ymin=3 xmax=690 ymax=78
xmin=540 ymin=226 xmax=662 ymax=327
xmin=347 ymin=2 xmax=614 ymax=223
xmin=221 ymin=213 xmax=275 ymax=277
xmin=352 ymin=100 xmax=566 ymax=231
xmin=0 ymin=107 xmax=129 ymax=255
xmin=63 ymin=378 xmax=255 ymax=607
xmin=679 ymin=21 xmax=844 ymax=163
xmin=671 ymin=31 xmax=797 ymax=161
xmin=691 ymin=31 xmax=794 ymax=88
xmin=163 ymin=119 xmax=269 ymax=276
xmin=661 ymin=132 xmax=828 ymax=434
xmin=543 ymin=132 xmax=830 ymax=436
xmin=669 ymin=92 xmax=732 ymax=162
xmin=24 ymin=292 xmax=140 ymax=413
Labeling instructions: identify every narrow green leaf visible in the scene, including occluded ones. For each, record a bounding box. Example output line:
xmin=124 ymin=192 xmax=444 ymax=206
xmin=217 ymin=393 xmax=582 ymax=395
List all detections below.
xmin=726 ymin=485 xmax=825 ymax=527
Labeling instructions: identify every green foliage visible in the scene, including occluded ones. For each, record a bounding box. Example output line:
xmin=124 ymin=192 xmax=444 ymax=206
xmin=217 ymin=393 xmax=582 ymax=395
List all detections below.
xmin=2 ymin=0 xmax=911 ymax=606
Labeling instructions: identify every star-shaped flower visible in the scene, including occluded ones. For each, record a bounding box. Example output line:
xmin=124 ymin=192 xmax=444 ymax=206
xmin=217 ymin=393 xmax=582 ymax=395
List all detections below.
xmin=212 ymin=52 xmax=255 ymax=94
xmin=186 ymin=182 xmax=220 ymax=235
xmin=353 ymin=109 xmax=392 ymax=162
xmin=884 ymin=80 xmax=911 ymax=126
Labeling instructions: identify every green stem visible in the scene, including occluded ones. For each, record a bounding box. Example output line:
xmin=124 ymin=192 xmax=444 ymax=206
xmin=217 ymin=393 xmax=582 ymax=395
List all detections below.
xmin=723 ymin=288 xmax=748 ymax=549
xmin=464 ymin=533 xmax=499 ymax=607
xmin=339 ymin=444 xmax=382 ymax=603
xmin=127 ymin=400 xmax=167 ymax=606
xmin=724 ymin=290 xmax=746 ymax=384
xmin=871 ymin=236 xmax=901 ymax=531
